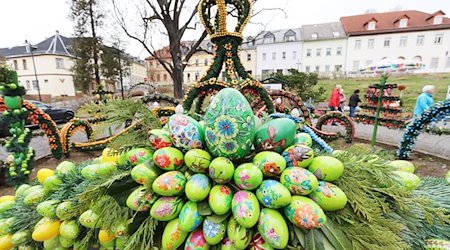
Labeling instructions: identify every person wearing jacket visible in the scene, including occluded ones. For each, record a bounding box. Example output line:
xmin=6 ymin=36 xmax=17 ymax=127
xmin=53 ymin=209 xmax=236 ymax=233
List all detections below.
xmin=414 ymin=85 xmax=435 ymax=117
xmin=328 ymin=85 xmax=342 ymax=111
xmin=348 ymin=89 xmax=362 ymax=117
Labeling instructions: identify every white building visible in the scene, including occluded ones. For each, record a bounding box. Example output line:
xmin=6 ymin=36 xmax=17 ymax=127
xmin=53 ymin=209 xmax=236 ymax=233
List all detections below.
xmin=240 ymin=37 xmax=257 ymax=77
xmin=255 ymin=28 xmax=303 ymax=80
xmin=120 ymin=57 xmax=147 ymax=90
xmin=1 ymin=32 xmax=76 ymax=100
xmin=341 ymin=10 xmax=450 ymax=74
xmin=301 ymin=22 xmax=347 ymax=77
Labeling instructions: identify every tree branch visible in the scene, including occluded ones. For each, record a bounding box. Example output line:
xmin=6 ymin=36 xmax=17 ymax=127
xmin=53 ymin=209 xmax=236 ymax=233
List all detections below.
xmin=182 ymin=30 xmax=208 ymax=70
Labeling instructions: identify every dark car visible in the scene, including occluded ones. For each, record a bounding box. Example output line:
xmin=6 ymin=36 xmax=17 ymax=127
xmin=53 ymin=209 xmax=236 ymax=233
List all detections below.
xmin=0 ymin=100 xmax=74 ymax=137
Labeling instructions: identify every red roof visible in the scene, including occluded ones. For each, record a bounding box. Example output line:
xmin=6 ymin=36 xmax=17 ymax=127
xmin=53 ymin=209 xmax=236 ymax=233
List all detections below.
xmin=341 ymin=10 xmax=450 ymax=36
xmin=145 ymin=45 xmax=171 ymax=60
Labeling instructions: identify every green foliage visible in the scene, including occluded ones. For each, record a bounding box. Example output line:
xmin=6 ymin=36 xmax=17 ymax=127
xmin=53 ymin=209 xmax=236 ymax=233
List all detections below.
xmin=274 ymin=69 xmax=326 ymax=103
xmin=71 ymin=37 xmax=96 ymax=93
xmin=100 ymin=44 xmax=131 ymax=84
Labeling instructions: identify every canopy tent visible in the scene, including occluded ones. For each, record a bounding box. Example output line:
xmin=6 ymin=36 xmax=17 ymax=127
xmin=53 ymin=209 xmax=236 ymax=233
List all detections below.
xmin=360 ymin=59 xmax=425 ymax=73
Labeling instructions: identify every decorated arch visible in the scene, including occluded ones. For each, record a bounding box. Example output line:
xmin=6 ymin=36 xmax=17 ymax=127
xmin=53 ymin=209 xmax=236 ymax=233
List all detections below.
xmin=315 ymin=111 xmax=356 ymax=143
xmin=397 ymin=99 xmax=450 ymax=159
xmin=60 ymin=119 xmax=95 ymax=155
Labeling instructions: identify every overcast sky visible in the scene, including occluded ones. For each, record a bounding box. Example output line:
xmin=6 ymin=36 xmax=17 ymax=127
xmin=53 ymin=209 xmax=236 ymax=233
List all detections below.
xmin=0 ymin=0 xmax=448 ymax=59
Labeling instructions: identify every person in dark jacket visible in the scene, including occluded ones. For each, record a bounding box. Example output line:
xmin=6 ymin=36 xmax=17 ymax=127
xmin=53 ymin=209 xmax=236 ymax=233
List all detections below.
xmin=348 ymin=89 xmax=362 ymax=118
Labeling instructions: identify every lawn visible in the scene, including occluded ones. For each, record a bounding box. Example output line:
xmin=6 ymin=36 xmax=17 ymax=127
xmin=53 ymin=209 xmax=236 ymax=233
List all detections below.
xmin=317 ymin=73 xmax=450 ymax=112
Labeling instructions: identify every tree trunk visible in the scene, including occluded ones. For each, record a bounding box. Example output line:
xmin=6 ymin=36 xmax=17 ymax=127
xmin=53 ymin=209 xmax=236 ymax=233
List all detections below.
xmin=169 ymin=38 xmax=183 ymax=99
xmin=88 ymin=0 xmax=101 ymax=86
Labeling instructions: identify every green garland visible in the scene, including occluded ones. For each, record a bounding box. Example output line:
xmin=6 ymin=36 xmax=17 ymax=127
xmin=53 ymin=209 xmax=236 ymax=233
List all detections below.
xmin=315 ymin=111 xmax=355 ymax=143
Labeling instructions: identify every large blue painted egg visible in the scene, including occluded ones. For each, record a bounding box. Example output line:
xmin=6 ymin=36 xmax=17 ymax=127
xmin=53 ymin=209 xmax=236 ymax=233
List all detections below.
xmin=204 ymin=88 xmax=255 ymax=160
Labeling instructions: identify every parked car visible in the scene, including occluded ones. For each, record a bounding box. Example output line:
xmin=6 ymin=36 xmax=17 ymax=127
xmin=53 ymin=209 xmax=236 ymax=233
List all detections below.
xmin=0 ymin=100 xmax=74 ymax=137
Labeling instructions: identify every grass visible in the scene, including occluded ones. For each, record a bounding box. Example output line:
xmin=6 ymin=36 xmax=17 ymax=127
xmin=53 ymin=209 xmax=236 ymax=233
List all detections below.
xmin=317 ymin=73 xmax=450 ymax=112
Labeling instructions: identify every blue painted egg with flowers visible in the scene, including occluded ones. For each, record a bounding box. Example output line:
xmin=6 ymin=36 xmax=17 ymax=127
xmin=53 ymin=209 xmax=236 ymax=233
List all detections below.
xmin=203 ymin=217 xmax=227 ymax=245
xmin=168 ymin=114 xmax=204 ymax=151
xmin=178 ymin=201 xmax=204 ymax=232
xmin=256 ymin=180 xmax=291 ymax=209
xmin=204 ymin=88 xmax=255 ymax=160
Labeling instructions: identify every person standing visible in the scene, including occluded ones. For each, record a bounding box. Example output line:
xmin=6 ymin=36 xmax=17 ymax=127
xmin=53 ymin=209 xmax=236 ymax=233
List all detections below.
xmin=328 ymin=84 xmax=341 ymax=112
xmin=348 ymin=89 xmax=362 ymax=118
xmin=414 ymin=85 xmax=435 ymax=117
xmin=339 ymin=88 xmax=346 ymax=112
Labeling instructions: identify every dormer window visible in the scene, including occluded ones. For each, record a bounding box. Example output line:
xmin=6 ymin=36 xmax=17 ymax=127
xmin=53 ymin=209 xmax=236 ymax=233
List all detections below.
xmin=368 ymin=21 xmax=376 ymax=30
xmin=284 ymin=29 xmax=297 ymax=42
xmin=399 ymin=18 xmax=408 ymax=28
xmin=311 ymin=33 xmax=318 ymax=40
xmin=263 ymin=32 xmax=275 ymax=44
xmin=332 ymin=32 xmax=340 ymax=38
xmin=434 ymin=16 xmax=443 ymax=25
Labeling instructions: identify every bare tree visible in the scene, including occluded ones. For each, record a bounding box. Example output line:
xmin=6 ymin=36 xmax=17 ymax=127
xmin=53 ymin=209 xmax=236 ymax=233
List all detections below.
xmin=112 ymin=0 xmax=207 ymax=99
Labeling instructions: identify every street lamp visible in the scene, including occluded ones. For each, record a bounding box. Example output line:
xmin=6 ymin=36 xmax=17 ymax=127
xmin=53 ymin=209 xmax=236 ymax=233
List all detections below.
xmin=25 ymin=40 xmax=42 ymax=101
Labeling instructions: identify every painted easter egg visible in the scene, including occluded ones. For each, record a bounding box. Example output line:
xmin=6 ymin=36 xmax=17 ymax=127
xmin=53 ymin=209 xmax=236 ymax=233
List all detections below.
xmin=257 ymin=209 xmax=289 ymax=249
xmin=126 ymin=148 xmax=153 ymax=166
xmin=43 ymin=235 xmax=60 ymax=249
xmin=387 ymin=160 xmax=415 ymax=173
xmin=254 ymin=118 xmax=296 ymax=153
xmin=282 ymin=145 xmax=314 ymax=168
xmin=284 ymin=196 xmax=326 ymax=230
xmin=0 ymin=201 xmax=14 ymax=214
xmin=11 ymin=230 xmax=30 ymax=246
xmin=169 ymin=114 xmax=204 ymax=150
xmin=59 ymin=235 xmax=74 ymax=248
xmin=204 ymin=88 xmax=255 ymax=160
xmin=308 ymin=156 xmax=344 ymax=181
xmin=130 ymin=161 xmax=163 ymax=186
xmin=280 ymin=167 xmax=319 ymax=195
xmin=32 ymin=218 xmax=60 ymax=242
xmin=185 ymin=227 xmax=209 ymax=250
xmin=393 ymin=171 xmax=421 ymax=191
xmin=152 ymin=171 xmax=186 ymax=196
xmin=234 ymin=163 xmax=263 ymax=190
xmin=227 ymin=217 xmax=253 ymax=249
xmin=161 ymin=219 xmax=189 ymax=250
xmin=209 ymin=157 xmax=235 ymax=184
xmin=253 ymin=151 xmax=286 ymax=177
xmin=59 ymin=220 xmax=80 ymax=239
xmin=293 ymin=132 xmax=313 ymax=147
xmin=126 ymin=186 xmax=157 ymax=211
xmin=185 ymin=174 xmax=211 ymax=202
xmin=0 ymin=235 xmax=13 ymax=250
xmin=203 ymin=217 xmax=227 ymax=245
xmin=254 ymin=116 xmax=262 ymax=130
xmin=55 ymin=161 xmax=75 ymax=175
xmin=232 ymin=191 xmax=260 ymax=228
xmin=15 ymin=184 xmax=31 ymax=197
xmin=150 ymin=197 xmax=184 ymax=221
xmin=185 ymin=149 xmax=212 ymax=173
xmin=56 ymin=201 xmax=75 ymax=220
xmin=148 ymin=129 xmax=172 ymax=149
xmin=36 ymin=200 xmax=58 ymax=218
xmin=79 ymin=210 xmax=101 ymax=229
xmin=209 ymin=185 xmax=233 ymax=215
xmin=249 ymin=233 xmax=274 ymax=250
xmin=43 ymin=175 xmax=62 ymax=193
xmin=310 ymin=182 xmax=347 ymax=211
xmin=220 ymin=237 xmax=233 ymax=250
xmin=256 ymin=180 xmax=291 ymax=209
xmin=23 ymin=186 xmax=46 ymax=205
xmin=153 ymin=147 xmax=184 ymax=171
xmin=179 ymin=201 xmax=204 ymax=232
xmin=37 ymin=169 xmax=54 ymax=184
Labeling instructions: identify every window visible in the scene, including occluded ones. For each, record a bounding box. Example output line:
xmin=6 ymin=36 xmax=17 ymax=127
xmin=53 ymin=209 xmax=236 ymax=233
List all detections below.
xmin=13 ymin=60 xmax=18 ymax=70
xmin=163 ymin=74 xmax=167 ymax=81
xmin=434 ymin=16 xmax=443 ymax=25
xmin=204 ymin=59 xmax=209 ymax=66
xmin=368 ymin=39 xmax=375 ymax=49
xmin=247 ymin=53 xmax=252 ymax=61
xmin=55 ymin=58 xmax=64 ymax=69
xmin=368 ymin=21 xmax=376 ymax=30
xmin=306 ymin=49 xmax=312 ymax=57
xmin=305 ymin=66 xmax=310 ymax=73
xmin=314 ymin=66 xmax=320 ymax=72
xmin=354 ymin=40 xmax=361 ymax=49
xmin=262 ymin=53 xmax=267 ymax=61
xmin=384 ymin=38 xmax=391 ymax=47
xmin=22 ymin=59 xmax=27 ymax=70
xmin=332 ymin=32 xmax=340 ymax=38
xmin=446 ymin=57 xmax=450 ymax=68
xmin=326 ymin=48 xmax=331 ymax=56
xmin=282 ymin=52 xmax=286 ymax=59
xmin=325 ymin=65 xmax=330 ymax=72
xmin=336 ymin=47 xmax=342 ymax=56
xmin=352 ymin=60 xmax=360 ymax=71
xmin=316 ymin=49 xmax=321 ymax=57
xmin=399 ymin=19 xmax=408 ymax=28
xmin=195 ymin=72 xmax=200 ymax=81
xmin=156 ymin=74 xmax=160 ymax=81
xmin=195 ymin=59 xmax=199 ymax=66
xmin=400 ymin=36 xmax=408 ymax=47
xmin=430 ymin=57 xmax=439 ymax=68
xmin=44 ymin=79 xmax=48 ymax=83
xmin=25 ymin=80 xmax=31 ymax=90
xmin=292 ymin=51 xmax=297 ymax=60
xmin=435 ymin=34 xmax=443 ymax=45
xmin=32 ymin=80 xmax=39 ymax=89
xmin=285 ymin=35 xmax=296 ymax=42
xmin=272 ymin=52 xmax=276 ymax=60
xmin=311 ymin=33 xmax=318 ymax=39
xmin=264 ymin=33 xmax=275 ymax=44
xmin=277 ymin=69 xmax=283 ymax=74
xmin=187 ymin=73 xmax=191 ymax=81
xmin=335 ymin=65 xmax=342 ymax=71
xmin=417 ymin=35 xmax=425 ymax=46
xmin=365 ymin=60 xmax=373 ymax=66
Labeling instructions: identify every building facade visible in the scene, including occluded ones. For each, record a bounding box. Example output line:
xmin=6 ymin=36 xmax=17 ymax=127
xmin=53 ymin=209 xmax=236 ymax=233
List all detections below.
xmin=255 ymin=28 xmax=303 ymax=80
xmin=239 ymin=37 xmax=257 ymax=77
xmin=301 ymin=22 xmax=348 ymax=77
xmin=120 ymin=58 xmax=147 ymax=90
xmin=1 ymin=32 xmax=76 ymax=98
xmin=341 ymin=10 xmax=450 ymax=74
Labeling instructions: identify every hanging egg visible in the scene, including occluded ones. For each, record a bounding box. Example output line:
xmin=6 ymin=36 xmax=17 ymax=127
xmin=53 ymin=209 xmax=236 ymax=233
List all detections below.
xmin=161 ymin=219 xmax=189 ymax=250
xmin=148 ymin=129 xmax=172 ymax=149
xmin=185 ymin=174 xmax=211 ymax=202
xmin=131 ymin=161 xmax=162 ymax=186
xmin=204 ymin=88 xmax=255 ymax=160
xmin=208 ymin=157 xmax=235 ymax=184
xmin=284 ymin=196 xmax=326 ymax=230
xmin=310 ymin=182 xmax=347 ymax=211
xmin=126 ymin=148 xmax=153 ymax=166
xmin=79 ymin=210 xmax=101 ymax=229
xmin=126 ymin=186 xmax=157 ymax=211
xmin=150 ymin=197 xmax=184 ymax=221
xmin=32 ymin=218 xmax=61 ymax=242
xmin=203 ymin=217 xmax=227 ymax=245
xmin=393 ymin=171 xmax=421 ymax=191
xmin=282 ymin=145 xmax=314 ymax=168
xmin=153 ymin=147 xmax=184 ymax=171
xmin=253 ymin=151 xmax=286 ymax=177
xmin=184 ymin=227 xmax=209 ymax=250
xmin=234 ymin=163 xmax=263 ymax=190
xmin=152 ymin=171 xmax=186 ymax=196
xmin=256 ymin=180 xmax=291 ymax=209
xmin=257 ymin=209 xmax=289 ymax=249
xmin=59 ymin=220 xmax=80 ymax=239
xmin=231 ymin=191 xmax=260 ymax=228
xmin=208 ymin=185 xmax=233 ymax=215
xmin=293 ymin=132 xmax=313 ymax=147
xmin=308 ymin=156 xmax=344 ymax=181
xmin=254 ymin=118 xmax=296 ymax=153
xmin=178 ymin=201 xmax=204 ymax=232
xmin=280 ymin=167 xmax=319 ymax=195
xmin=185 ymin=149 xmax=212 ymax=173
xmin=168 ymin=114 xmax=204 ymax=150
